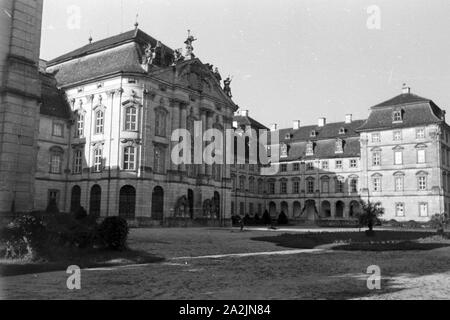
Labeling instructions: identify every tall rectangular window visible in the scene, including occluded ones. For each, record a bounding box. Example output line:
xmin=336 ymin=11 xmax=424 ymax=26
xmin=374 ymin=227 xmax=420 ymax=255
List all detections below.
xmin=335 ymin=179 xmax=344 ymax=193
xmin=350 ymin=159 xmax=357 ymax=168
xmin=372 ymin=177 xmax=381 ymax=192
xmin=306 ymin=162 xmax=314 ymax=171
xmin=395 ymin=203 xmax=405 ymax=217
xmin=335 ymin=160 xmax=343 ymax=169
xmin=322 ymin=180 xmax=329 ymax=193
xmin=93 ymin=147 xmax=103 ymax=172
xmin=123 ymin=146 xmax=136 ymax=170
xmin=281 ymin=164 xmax=287 ymax=172
xmin=418 ymin=176 xmax=427 ymax=191
xmin=269 ymin=182 xmax=275 ymax=195
xmin=125 ymin=107 xmax=137 ymax=131
xmin=154 ymin=147 xmax=165 ymax=174
xmin=394 ymin=151 xmax=403 ymax=165
xmin=307 ymin=179 xmax=314 ymax=193
xmin=293 ymin=181 xmax=300 ymax=194
xmin=372 ymin=152 xmax=381 ymax=166
xmin=350 ymin=179 xmax=358 ymax=193
xmin=52 ymin=123 xmax=63 ymax=137
xmin=395 ymin=176 xmax=404 ymax=191
xmin=73 ymin=150 xmax=83 ymax=174
xmin=419 ymin=203 xmax=428 ymax=217
xmin=95 ymin=110 xmax=104 ymax=134
xmin=417 ymin=149 xmax=426 ymax=164
xmin=393 ymin=130 xmax=402 ymax=141
xmin=76 ymin=113 xmax=84 ymax=137
xmin=322 ymin=161 xmax=329 ymax=170
xmin=293 ymin=163 xmax=300 ymax=171
xmin=50 ymin=153 xmax=62 ymax=174
xmin=280 ymin=181 xmax=287 ymax=194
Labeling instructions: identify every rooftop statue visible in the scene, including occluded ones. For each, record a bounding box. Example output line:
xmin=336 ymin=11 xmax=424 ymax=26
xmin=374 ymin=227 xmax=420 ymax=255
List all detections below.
xmin=173 ymin=48 xmax=184 ymax=64
xmin=184 ymin=30 xmax=197 ymax=59
xmin=223 ymin=76 xmax=233 ymax=98
xmin=142 ymin=43 xmax=155 ymax=66
xmin=214 ymin=67 xmax=222 ymax=82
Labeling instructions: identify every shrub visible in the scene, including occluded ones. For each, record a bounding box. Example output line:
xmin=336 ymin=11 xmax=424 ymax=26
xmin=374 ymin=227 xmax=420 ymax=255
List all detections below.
xmin=277 ymin=211 xmax=289 ymax=225
xmin=73 ymin=206 xmax=88 ymax=220
xmin=355 ymin=200 xmax=384 ymax=232
xmin=0 ymin=215 xmax=46 ymax=260
xmin=430 ymin=213 xmax=449 ymax=235
xmin=254 ymin=214 xmax=261 ymax=225
xmin=46 ymin=198 xmax=60 ymax=215
xmin=98 ymin=217 xmax=129 ymax=250
xmin=243 ymin=214 xmax=253 ymax=225
xmin=231 ymin=215 xmax=241 ymax=226
xmin=44 ymin=213 xmax=98 ymax=249
xmin=262 ymin=210 xmax=272 ymax=225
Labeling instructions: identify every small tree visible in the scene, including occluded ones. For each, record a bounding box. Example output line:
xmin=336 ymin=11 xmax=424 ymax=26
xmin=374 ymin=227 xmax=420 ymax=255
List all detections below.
xmin=356 ymin=200 xmax=384 ymax=236
xmin=430 ymin=213 xmax=449 ymax=236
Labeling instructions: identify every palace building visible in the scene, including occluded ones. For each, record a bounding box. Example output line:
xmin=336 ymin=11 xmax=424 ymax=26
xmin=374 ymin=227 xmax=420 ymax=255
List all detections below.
xmin=1 ymin=6 xmax=449 ymax=224
xmin=232 ymin=86 xmax=450 ymax=223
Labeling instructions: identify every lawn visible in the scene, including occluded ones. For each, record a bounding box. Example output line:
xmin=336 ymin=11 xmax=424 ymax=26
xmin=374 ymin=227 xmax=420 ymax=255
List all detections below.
xmin=251 ymin=230 xmax=436 ymax=249
xmin=1 ymin=228 xmax=450 ymax=299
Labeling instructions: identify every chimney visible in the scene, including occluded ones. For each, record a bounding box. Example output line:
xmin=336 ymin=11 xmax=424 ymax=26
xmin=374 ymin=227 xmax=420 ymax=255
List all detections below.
xmin=402 ymin=84 xmax=411 ymax=94
xmin=345 ymin=114 xmax=353 ymax=124
xmin=318 ymin=117 xmax=326 ymax=127
xmin=240 ymin=110 xmax=249 ymax=117
xmin=293 ymin=120 xmax=301 ymax=130
xmin=270 ymin=123 xmax=278 ymax=132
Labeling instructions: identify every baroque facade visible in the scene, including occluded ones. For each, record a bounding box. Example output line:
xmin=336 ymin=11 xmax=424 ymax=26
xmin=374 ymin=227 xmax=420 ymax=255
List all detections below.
xmin=232 ymin=86 xmax=450 ymax=222
xmin=35 ymin=28 xmax=237 ymax=226
xmin=1 ymin=16 xmax=449 ymax=224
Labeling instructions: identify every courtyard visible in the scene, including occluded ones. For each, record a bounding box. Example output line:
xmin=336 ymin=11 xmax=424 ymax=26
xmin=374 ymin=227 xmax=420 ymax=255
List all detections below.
xmin=1 ymin=227 xmax=450 ymax=300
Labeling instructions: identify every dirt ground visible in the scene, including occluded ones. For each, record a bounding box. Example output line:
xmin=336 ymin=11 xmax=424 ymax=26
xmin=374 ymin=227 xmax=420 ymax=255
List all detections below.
xmin=1 ymin=227 xmax=450 ymax=300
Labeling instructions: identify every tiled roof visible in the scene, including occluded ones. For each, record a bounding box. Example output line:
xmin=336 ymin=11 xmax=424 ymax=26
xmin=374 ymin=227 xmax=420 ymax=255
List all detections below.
xmin=233 ymin=115 xmax=268 ymax=130
xmin=372 ymin=93 xmax=431 ymax=108
xmin=279 ymin=137 xmax=361 ymax=162
xmin=278 ymin=120 xmax=365 ymax=143
xmin=39 ymin=72 xmax=71 ymax=119
xmin=358 ymin=93 xmax=444 ymax=132
xmin=47 ymin=42 xmax=146 ymax=86
xmin=47 ymin=29 xmax=173 ymax=66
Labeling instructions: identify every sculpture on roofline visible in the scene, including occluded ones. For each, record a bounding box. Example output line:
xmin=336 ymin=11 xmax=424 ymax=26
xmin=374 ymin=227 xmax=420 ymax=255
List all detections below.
xmin=142 ymin=43 xmax=155 ymax=66
xmin=173 ymin=48 xmax=184 ymax=65
xmin=214 ymin=67 xmax=222 ymax=82
xmin=184 ymin=30 xmax=197 ymax=60
xmin=223 ymin=76 xmax=233 ymax=98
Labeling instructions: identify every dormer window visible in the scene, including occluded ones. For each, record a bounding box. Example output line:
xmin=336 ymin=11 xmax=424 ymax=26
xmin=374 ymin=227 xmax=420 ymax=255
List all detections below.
xmin=335 ymin=139 xmax=344 ymax=154
xmin=393 ymin=110 xmax=403 ymax=123
xmin=339 ymin=128 xmax=346 ymax=135
xmin=310 ymin=130 xmax=317 ymax=138
xmin=285 ymin=133 xmax=292 ymax=140
xmin=306 ymin=141 xmax=314 ymax=156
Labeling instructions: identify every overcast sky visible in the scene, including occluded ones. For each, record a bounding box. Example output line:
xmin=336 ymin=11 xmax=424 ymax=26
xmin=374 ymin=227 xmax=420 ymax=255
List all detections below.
xmin=41 ymin=0 xmax=450 ymax=129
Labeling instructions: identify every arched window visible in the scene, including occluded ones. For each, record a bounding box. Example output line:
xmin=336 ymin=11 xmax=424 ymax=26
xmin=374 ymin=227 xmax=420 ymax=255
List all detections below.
xmin=49 ymin=147 xmax=63 ymax=174
xmin=155 ymin=109 xmax=167 ymax=137
xmin=73 ymin=149 xmax=83 ymax=174
xmin=95 ymin=109 xmax=104 ymax=134
xmin=123 ymin=146 xmax=136 ymax=170
xmin=124 ymin=106 xmax=137 ymax=131
xmin=70 ymin=185 xmax=81 ymax=213
xmin=119 ymin=185 xmax=136 ymax=219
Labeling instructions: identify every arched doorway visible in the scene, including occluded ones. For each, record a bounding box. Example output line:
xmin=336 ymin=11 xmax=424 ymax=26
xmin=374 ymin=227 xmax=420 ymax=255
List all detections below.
xmin=293 ymin=201 xmax=301 ymax=217
xmin=336 ymin=201 xmax=345 ymax=218
xmin=70 ymin=185 xmax=81 ymax=213
xmin=321 ymin=201 xmax=331 ymax=218
xmin=213 ymin=191 xmax=220 ymax=219
xmin=89 ymin=185 xmax=101 ymax=217
xmin=303 ymin=200 xmax=317 ymax=221
xmin=269 ymin=201 xmax=277 ymax=217
xmin=151 ymin=186 xmax=164 ymax=220
xmin=119 ymin=185 xmax=136 ymax=219
xmin=349 ymin=201 xmax=361 ymax=218
xmin=187 ymin=189 xmax=194 ymax=219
